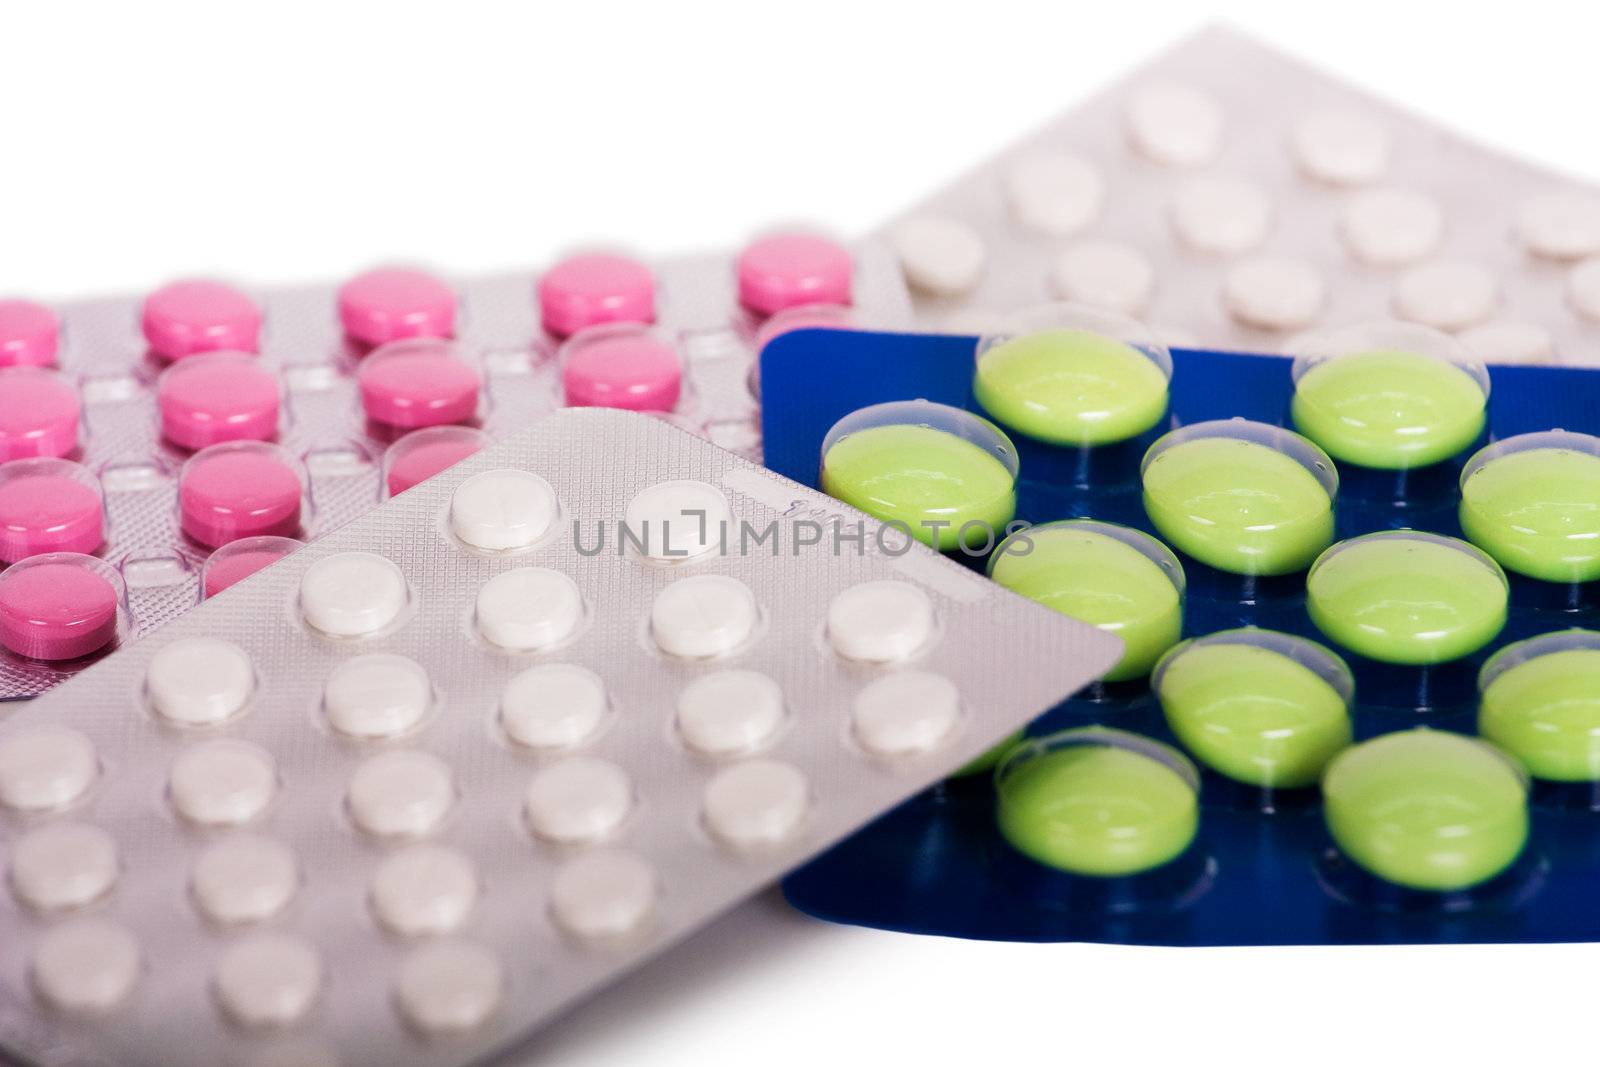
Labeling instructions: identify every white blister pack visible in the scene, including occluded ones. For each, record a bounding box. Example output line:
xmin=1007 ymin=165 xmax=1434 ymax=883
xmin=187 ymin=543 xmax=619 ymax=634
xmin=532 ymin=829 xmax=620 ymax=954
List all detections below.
xmin=886 ymin=26 xmax=1600 ymax=366
xmin=0 ymin=408 xmax=1119 ymax=1067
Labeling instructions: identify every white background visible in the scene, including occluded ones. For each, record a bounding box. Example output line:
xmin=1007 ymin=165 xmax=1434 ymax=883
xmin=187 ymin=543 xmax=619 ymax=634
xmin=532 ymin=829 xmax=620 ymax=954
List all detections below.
xmin=5 ymin=2 xmax=1596 ymax=1063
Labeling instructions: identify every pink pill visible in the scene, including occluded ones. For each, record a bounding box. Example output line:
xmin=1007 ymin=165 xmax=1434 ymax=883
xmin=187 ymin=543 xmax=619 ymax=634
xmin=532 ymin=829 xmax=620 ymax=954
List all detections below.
xmin=0 ymin=460 xmax=104 ymax=563
xmin=0 ymin=555 xmax=120 ymax=661
xmin=561 ymin=326 xmax=683 ymax=412
xmin=383 ymin=426 xmax=491 ymax=497
xmin=179 ymin=444 xmax=303 ymax=548
xmin=0 ymin=299 xmax=59 ymax=368
xmin=202 ymin=535 xmax=303 ymax=598
xmin=736 ymin=234 xmax=854 ymax=317
xmin=538 ymin=253 xmax=657 ymax=338
xmin=158 ymin=353 xmax=280 ymax=450
xmin=358 ymin=339 xmax=482 ymax=429
xmin=142 ymin=280 xmax=262 ymax=360
xmin=0 ymin=368 xmax=80 ymax=461
xmin=338 ymin=267 xmax=456 ymax=347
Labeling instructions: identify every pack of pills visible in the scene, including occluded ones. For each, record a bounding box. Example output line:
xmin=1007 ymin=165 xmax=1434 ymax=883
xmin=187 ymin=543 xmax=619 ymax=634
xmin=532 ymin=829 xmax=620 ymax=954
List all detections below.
xmin=884 ymin=25 xmax=1600 ymax=367
xmin=0 ymin=237 xmax=912 ymax=699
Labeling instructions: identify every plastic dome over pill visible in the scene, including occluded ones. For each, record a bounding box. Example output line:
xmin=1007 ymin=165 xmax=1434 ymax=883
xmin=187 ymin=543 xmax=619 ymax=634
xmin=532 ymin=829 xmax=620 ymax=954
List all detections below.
xmin=1459 ymin=430 xmax=1600 ymax=583
xmin=1479 ymin=629 xmax=1600 ymax=782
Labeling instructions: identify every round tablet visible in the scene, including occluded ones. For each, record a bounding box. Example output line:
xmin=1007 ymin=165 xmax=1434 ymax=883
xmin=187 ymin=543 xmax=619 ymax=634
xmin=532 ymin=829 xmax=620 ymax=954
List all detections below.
xmin=31 ymin=919 xmax=140 ymax=1014
xmin=146 ymin=637 xmax=255 ymax=726
xmin=1141 ymin=421 xmax=1336 ymax=576
xmin=298 ymin=551 xmax=408 ymax=637
xmin=1291 ymin=350 xmax=1487 ymax=469
xmin=676 ymin=670 xmax=785 ymax=757
xmin=549 ymin=850 xmax=659 ymax=941
xmin=1306 ymin=532 xmax=1508 ymax=665
xmin=1480 ymin=633 xmax=1600 ymax=781
xmin=1125 ymin=83 xmax=1223 ymax=166
xmin=346 ymin=750 xmax=455 ymax=838
xmin=8 ymin=821 xmax=119 ymax=911
xmin=826 ymin=580 xmax=935 ymax=663
xmin=169 ymin=739 xmax=277 ymax=826
xmin=203 ymin=535 xmax=302 ymax=598
xmin=324 ymin=653 xmax=432 ymax=739
xmin=1340 ymin=188 xmax=1443 ymax=266
xmin=1392 ymin=260 xmax=1498 ymax=331
xmin=1170 ymin=175 xmax=1271 ymax=255
xmin=449 ymin=469 xmax=558 ymax=551
xmin=624 ymin=480 xmax=732 ymax=561
xmin=0 ymin=298 xmax=58 ymax=368
xmin=191 ymin=834 xmax=298 ymax=924
xmin=0 ymin=459 xmax=104 ymax=562
xmin=157 ymin=353 xmax=279 ymax=450
xmin=891 ymin=215 xmax=986 ymax=297
xmin=1568 ymin=256 xmax=1600 ymax=322
xmin=1003 ymin=150 xmax=1104 ymax=235
xmin=737 ymin=234 xmax=853 ymax=317
xmin=337 ymin=267 xmax=456 ymax=346
xmin=0 ymin=367 xmax=79 ymax=461
xmin=357 ymin=338 xmax=481 ymax=429
xmin=382 ymin=425 xmax=490 ymax=497
xmin=1458 ymin=319 xmax=1555 ymax=365
xmin=0 ymin=726 xmax=97 ymax=811
xmin=1222 ymin=256 xmax=1325 ymax=331
xmin=560 ymin=326 xmax=682 ymax=412
xmin=142 ymin=279 xmax=261 ymax=359
xmin=475 ymin=567 xmax=584 ymax=652
xmin=179 ymin=443 xmax=302 ymax=548
xmin=1516 ymin=191 xmax=1600 ymax=260
xmin=1459 ymin=432 xmax=1600 ymax=583
xmin=1050 ymin=240 xmax=1155 ymax=315
xmin=995 ymin=729 xmax=1200 ymax=877
xmin=0 ymin=556 xmax=120 ymax=661
xmin=649 ymin=574 xmax=760 ymax=659
xmin=852 ymin=671 xmax=961 ymax=757
xmin=701 ymin=759 xmax=809 ymax=851
xmin=1322 ymin=729 xmax=1528 ymax=891
xmin=989 ymin=520 xmax=1184 ymax=682
xmin=1154 ymin=630 xmax=1353 ymax=788
xmin=538 ymin=252 xmax=657 ymax=338
xmin=394 ymin=940 xmax=504 ymax=1035
xmin=370 ymin=844 xmax=479 ymax=936
xmin=500 ymin=663 xmax=608 ymax=750
xmin=524 ymin=757 xmax=632 ymax=844
xmin=1290 ymin=110 xmax=1390 ymax=185
xmin=213 ymin=934 xmax=321 ymax=1027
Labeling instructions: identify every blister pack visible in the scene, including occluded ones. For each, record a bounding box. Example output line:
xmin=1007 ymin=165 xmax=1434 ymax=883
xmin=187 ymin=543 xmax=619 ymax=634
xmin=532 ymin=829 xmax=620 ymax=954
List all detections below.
xmin=883 ymin=26 xmax=1600 ymax=366
xmin=0 ymin=237 xmax=912 ymax=699
xmin=0 ymin=407 xmax=1117 ymax=1066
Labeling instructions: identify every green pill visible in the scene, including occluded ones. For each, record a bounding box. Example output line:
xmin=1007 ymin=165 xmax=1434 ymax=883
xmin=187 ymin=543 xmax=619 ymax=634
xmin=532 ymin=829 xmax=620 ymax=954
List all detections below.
xmin=996 ymin=728 xmax=1200 ymax=877
xmin=972 ymin=326 xmax=1171 ymax=446
xmin=1141 ymin=420 xmax=1337 ymax=576
xmin=821 ymin=401 xmax=1018 ymax=552
xmin=1459 ymin=432 xmax=1600 ymax=583
xmin=1154 ymin=629 xmax=1354 ymax=789
xmin=989 ymin=520 xmax=1184 ymax=682
xmin=1322 ymin=729 xmax=1529 ymax=892
xmin=1479 ymin=630 xmax=1600 ymax=781
xmin=1306 ymin=531 xmax=1508 ymax=665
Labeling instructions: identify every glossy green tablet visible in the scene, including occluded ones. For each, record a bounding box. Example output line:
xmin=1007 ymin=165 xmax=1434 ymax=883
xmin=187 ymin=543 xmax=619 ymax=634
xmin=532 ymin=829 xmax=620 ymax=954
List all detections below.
xmin=1291 ymin=349 xmax=1487 ymax=469
xmin=1479 ymin=631 xmax=1600 ymax=781
xmin=973 ymin=327 xmax=1170 ymax=446
xmin=1459 ymin=432 xmax=1600 ymax=584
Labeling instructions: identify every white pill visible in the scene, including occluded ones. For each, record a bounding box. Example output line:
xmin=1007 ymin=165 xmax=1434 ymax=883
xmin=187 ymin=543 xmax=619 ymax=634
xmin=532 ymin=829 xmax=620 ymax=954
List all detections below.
xmin=549 ymin=850 xmax=658 ymax=941
xmin=623 ymin=480 xmax=732 ymax=561
xmin=214 ymin=934 xmax=321 ymax=1027
xmin=146 ymin=637 xmax=255 ymax=726
xmin=323 ymin=653 xmax=431 ymax=739
xmin=0 ymin=726 xmax=97 ymax=811
xmin=1003 ymin=149 xmax=1104 ymax=236
xmin=299 ymin=552 xmax=407 ymax=637
xmin=827 ymin=580 xmax=936 ymax=663
xmin=191 ymin=834 xmax=298 ymax=925
xmin=1458 ymin=320 xmax=1557 ymax=365
xmin=499 ymin=663 xmax=608 ymax=750
xmin=524 ymin=757 xmax=632 ymax=844
xmin=31 ymin=918 xmax=140 ymax=1014
xmin=9 ymin=821 xmax=118 ymax=911
xmin=169 ymin=739 xmax=277 ymax=827
xmin=1341 ymin=188 xmax=1443 ymax=265
xmin=1517 ymin=191 xmax=1600 ymax=260
xmin=1568 ymin=256 xmax=1600 ymax=322
xmin=1222 ymin=256 xmax=1326 ymax=331
xmin=1126 ymin=82 xmax=1223 ymax=166
xmin=1170 ymin=176 xmax=1271 ymax=255
xmin=676 ymin=670 xmax=785 ymax=757
xmin=1393 ymin=260 xmax=1499 ymax=330
xmin=450 ymin=469 xmax=558 ymax=551
xmin=475 ymin=567 xmax=584 ymax=651
xmin=891 ymin=215 xmax=987 ymax=297
xmin=702 ymin=759 xmax=809 ymax=851
xmin=370 ymin=844 xmax=479 ymax=936
xmin=650 ymin=574 xmax=760 ymax=658
xmin=852 ymin=671 xmax=962 ymax=757
xmin=346 ymin=750 xmax=455 ymax=838
xmin=1290 ymin=110 xmax=1389 ymax=185
xmin=394 ymin=940 xmax=504 ymax=1034
xmin=1050 ymin=240 xmax=1155 ymax=315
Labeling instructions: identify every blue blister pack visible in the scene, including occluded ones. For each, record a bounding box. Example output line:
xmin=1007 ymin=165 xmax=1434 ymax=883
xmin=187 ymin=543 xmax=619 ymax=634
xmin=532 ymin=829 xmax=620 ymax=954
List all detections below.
xmin=761 ymin=325 xmax=1600 ymax=945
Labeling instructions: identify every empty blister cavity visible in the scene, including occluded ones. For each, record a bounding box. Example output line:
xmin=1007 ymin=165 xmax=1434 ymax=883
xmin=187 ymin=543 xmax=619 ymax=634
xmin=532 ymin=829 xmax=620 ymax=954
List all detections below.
xmin=676 ymin=670 xmax=786 ymax=757
xmin=382 ymin=425 xmax=491 ymax=497
xmin=0 ymin=552 xmax=123 ymax=661
xmin=1050 ymin=240 xmax=1154 ymax=315
xmin=560 ymin=323 xmax=684 ymax=412
xmin=346 ymin=750 xmax=455 ymax=838
xmin=524 ymin=757 xmax=633 ymax=844
xmin=538 ymin=252 xmax=657 ymax=338
xmin=357 ymin=337 xmax=481 ymax=429
xmin=298 ymin=551 xmax=408 ymax=637
xmin=8 ymin=821 xmax=119 ymax=911
xmin=0 ymin=366 xmax=80 ymax=461
xmin=475 ymin=567 xmax=584 ymax=652
xmin=1515 ymin=191 xmax=1600 ymax=261
xmin=213 ymin=934 xmax=322 ymax=1028
xmin=146 ymin=637 xmax=255 ymax=726
xmin=826 ymin=581 xmax=935 ymax=663
xmin=1125 ymin=83 xmax=1223 ymax=166
xmin=394 ymin=940 xmax=504 ymax=1035
xmin=852 ymin=671 xmax=961 ymax=757
xmin=736 ymin=233 xmax=853 ymax=317
xmin=650 ymin=574 xmax=759 ymax=658
xmin=31 ymin=919 xmax=140 ymax=1015
xmin=1393 ymin=260 xmax=1499 ymax=331
xmin=890 ymin=215 xmax=986 ymax=297
xmin=337 ymin=267 xmax=456 ymax=347
xmin=179 ymin=441 xmax=304 ymax=548
xmin=1290 ymin=110 xmax=1390 ymax=185
xmin=0 ymin=457 xmax=105 ymax=562
xmin=370 ymin=844 xmax=480 ymax=936
xmin=624 ymin=480 xmax=732 ymax=562
xmin=500 ymin=663 xmax=608 ymax=751
xmin=191 ymin=834 xmax=298 ymax=925
xmin=1340 ymin=188 xmax=1443 ymax=266
xmin=549 ymin=850 xmax=659 ymax=941
xmin=157 ymin=352 xmax=280 ymax=450
xmin=1222 ymin=256 xmax=1325 ymax=331
xmin=1479 ymin=630 xmax=1600 ymax=782
xmin=449 ymin=469 xmax=558 ymax=552
xmin=0 ymin=298 xmax=59 ymax=368
xmin=169 ymin=739 xmax=278 ymax=827
xmin=142 ymin=280 xmax=261 ymax=360
xmin=701 ymin=759 xmax=809 ymax=851
xmin=203 ymin=535 xmax=302 ymax=598
xmin=1460 ymin=431 xmax=1600 ymax=583
xmin=0 ymin=726 xmax=98 ymax=811
xmin=323 ymin=653 xmax=432 ymax=739
xmin=1169 ymin=175 xmax=1271 ymax=255
xmin=1004 ymin=150 xmax=1104 ymax=235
